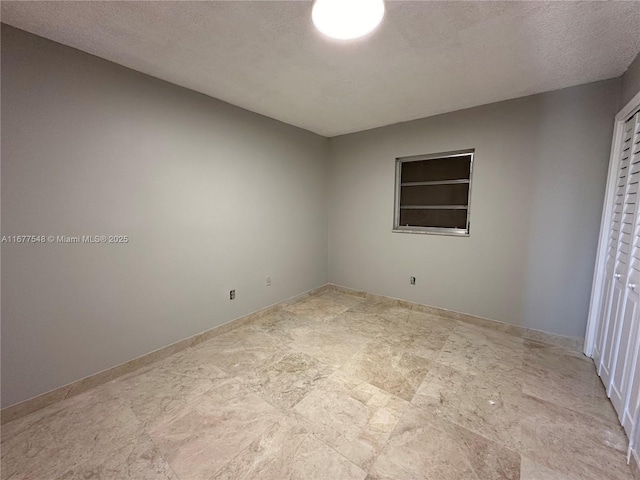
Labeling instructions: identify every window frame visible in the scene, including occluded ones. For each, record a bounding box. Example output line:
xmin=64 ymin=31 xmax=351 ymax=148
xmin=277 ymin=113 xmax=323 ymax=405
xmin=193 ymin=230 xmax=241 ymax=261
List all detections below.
xmin=393 ymin=149 xmax=475 ymax=236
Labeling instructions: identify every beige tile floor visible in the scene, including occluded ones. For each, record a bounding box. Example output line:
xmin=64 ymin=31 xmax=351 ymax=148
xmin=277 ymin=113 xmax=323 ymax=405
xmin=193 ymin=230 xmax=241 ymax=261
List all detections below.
xmin=1 ymin=290 xmax=633 ymax=479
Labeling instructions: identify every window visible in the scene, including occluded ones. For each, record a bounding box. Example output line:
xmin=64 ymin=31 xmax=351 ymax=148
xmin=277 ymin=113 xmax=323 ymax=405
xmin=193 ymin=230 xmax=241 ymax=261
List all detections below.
xmin=393 ymin=149 xmax=474 ymax=236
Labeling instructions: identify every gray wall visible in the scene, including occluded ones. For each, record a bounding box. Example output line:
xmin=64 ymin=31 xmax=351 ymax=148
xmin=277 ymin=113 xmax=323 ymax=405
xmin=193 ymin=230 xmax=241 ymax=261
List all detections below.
xmin=621 ymin=51 xmax=640 ymax=109
xmin=1 ymin=25 xmax=329 ymax=407
xmin=328 ymin=79 xmax=621 ymax=338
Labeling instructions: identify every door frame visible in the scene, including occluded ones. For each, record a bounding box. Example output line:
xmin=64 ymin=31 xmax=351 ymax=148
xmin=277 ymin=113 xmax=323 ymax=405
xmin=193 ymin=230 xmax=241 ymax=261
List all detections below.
xmin=585 ymin=90 xmax=640 ymax=357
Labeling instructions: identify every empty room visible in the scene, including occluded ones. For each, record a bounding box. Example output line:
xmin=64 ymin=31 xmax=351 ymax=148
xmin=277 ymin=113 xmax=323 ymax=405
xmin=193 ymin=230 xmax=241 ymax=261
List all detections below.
xmin=2 ymin=1 xmax=640 ymax=479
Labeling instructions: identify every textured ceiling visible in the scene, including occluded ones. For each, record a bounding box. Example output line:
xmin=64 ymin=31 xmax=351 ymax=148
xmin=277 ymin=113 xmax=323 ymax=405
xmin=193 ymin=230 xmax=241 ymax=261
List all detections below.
xmin=2 ymin=1 xmax=640 ymax=137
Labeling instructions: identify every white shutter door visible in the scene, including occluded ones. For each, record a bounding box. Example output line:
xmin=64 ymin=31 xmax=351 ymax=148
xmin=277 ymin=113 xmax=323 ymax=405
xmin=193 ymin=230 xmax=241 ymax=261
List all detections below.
xmin=624 ymin=332 xmax=640 ymax=434
xmin=597 ymin=114 xmax=638 ymax=385
xmin=610 ymin=111 xmax=640 ymax=430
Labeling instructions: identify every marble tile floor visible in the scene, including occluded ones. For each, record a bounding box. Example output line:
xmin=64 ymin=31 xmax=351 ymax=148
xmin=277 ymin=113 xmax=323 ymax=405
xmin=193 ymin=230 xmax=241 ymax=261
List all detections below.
xmin=1 ymin=290 xmax=633 ymax=479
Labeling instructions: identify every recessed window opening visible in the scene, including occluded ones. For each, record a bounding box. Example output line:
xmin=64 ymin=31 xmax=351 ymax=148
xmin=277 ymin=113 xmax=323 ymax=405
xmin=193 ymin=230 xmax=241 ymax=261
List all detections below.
xmin=393 ymin=149 xmax=474 ymax=236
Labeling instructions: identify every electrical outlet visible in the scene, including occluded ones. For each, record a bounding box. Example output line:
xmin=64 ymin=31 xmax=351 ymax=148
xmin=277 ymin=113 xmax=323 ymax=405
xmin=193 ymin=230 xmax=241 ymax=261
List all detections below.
xmin=266 ymin=275 xmax=272 ymax=286
xmin=410 ymin=276 xmax=416 ymax=285
xmin=230 ymin=289 xmax=236 ymax=300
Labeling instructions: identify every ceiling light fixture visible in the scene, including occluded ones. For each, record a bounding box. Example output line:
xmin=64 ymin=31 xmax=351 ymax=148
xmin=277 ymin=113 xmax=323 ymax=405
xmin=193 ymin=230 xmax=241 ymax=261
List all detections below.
xmin=312 ymin=0 xmax=385 ymax=41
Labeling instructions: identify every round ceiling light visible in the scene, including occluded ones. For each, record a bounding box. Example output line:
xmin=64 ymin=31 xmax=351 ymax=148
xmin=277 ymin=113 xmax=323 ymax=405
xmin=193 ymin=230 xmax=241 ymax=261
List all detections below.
xmin=312 ymin=0 xmax=385 ymax=41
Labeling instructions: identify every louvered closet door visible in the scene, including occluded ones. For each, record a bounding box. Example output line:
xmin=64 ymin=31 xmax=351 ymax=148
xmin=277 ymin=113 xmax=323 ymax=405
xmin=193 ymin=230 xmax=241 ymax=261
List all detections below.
xmin=610 ymin=111 xmax=640 ymax=428
xmin=597 ymin=113 xmax=639 ymax=387
xmin=622 ymin=323 xmax=640 ymax=435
